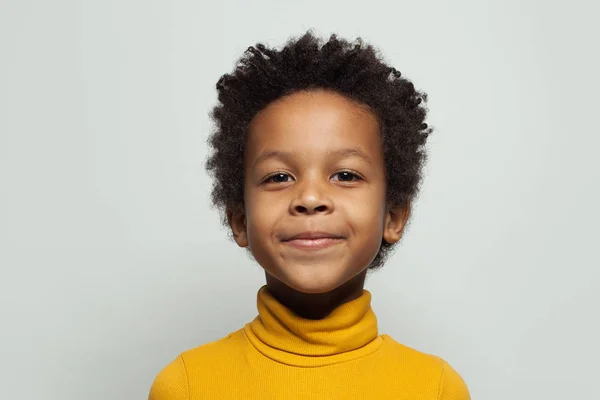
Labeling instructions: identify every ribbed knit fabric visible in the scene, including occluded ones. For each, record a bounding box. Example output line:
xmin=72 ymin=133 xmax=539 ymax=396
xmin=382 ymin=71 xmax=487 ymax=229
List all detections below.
xmin=149 ymin=285 xmax=470 ymax=399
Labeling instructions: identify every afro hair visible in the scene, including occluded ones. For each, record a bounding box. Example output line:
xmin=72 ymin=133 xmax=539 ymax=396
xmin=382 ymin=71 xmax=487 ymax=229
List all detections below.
xmin=205 ymin=29 xmax=432 ymax=270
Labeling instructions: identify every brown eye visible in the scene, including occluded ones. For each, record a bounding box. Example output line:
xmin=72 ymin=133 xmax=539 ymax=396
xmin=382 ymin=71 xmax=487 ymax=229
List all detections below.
xmin=332 ymin=171 xmax=362 ymax=182
xmin=265 ymin=172 xmax=292 ymax=184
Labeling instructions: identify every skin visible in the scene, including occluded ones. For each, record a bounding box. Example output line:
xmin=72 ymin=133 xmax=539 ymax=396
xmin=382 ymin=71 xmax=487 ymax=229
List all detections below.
xmin=228 ymin=89 xmax=410 ymax=319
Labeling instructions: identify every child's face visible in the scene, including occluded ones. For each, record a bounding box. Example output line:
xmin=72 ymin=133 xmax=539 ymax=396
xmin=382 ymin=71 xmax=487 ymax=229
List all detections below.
xmin=228 ymin=89 xmax=408 ymax=294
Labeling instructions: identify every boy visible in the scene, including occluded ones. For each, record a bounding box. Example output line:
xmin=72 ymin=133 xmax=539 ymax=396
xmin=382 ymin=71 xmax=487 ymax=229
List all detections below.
xmin=149 ymin=30 xmax=470 ymax=399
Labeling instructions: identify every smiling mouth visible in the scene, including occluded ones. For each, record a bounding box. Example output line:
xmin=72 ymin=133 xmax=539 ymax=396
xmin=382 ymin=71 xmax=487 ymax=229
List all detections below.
xmin=282 ymin=237 xmax=344 ymax=250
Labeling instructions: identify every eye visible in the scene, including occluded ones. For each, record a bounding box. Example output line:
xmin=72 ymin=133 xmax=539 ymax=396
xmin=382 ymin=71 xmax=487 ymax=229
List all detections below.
xmin=331 ymin=170 xmax=362 ymax=182
xmin=264 ymin=172 xmax=293 ymax=184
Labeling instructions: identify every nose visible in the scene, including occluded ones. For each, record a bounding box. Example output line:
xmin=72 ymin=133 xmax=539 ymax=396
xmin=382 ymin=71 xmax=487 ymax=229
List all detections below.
xmin=289 ymin=177 xmax=334 ymax=216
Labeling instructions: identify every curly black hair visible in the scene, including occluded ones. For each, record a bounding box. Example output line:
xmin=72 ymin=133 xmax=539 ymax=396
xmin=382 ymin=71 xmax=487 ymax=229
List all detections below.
xmin=205 ymin=29 xmax=432 ymax=270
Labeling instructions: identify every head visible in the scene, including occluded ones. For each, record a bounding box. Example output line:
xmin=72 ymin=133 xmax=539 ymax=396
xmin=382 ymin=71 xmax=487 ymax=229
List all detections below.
xmin=205 ymin=30 xmax=431 ymax=294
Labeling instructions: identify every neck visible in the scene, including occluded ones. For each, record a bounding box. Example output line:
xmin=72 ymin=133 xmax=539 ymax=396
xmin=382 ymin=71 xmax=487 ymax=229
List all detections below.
xmin=264 ymin=270 xmax=368 ymax=320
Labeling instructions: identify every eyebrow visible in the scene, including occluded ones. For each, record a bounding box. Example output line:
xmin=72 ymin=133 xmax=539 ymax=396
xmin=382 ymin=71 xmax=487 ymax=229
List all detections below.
xmin=251 ymin=147 xmax=373 ymax=169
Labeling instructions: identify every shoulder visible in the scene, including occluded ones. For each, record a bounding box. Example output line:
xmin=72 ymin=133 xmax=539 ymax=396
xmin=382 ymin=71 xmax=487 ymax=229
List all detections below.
xmin=381 ymin=335 xmax=471 ymax=400
xmin=179 ymin=328 xmax=244 ymax=365
xmin=434 ymin=356 xmax=471 ymax=400
xmin=148 ymin=329 xmax=245 ymax=400
xmin=148 ymin=355 xmax=189 ymax=400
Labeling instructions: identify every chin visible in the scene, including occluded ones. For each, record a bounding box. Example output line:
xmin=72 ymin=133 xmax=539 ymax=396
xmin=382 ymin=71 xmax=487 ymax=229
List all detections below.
xmin=288 ymin=281 xmax=339 ymax=294
xmin=278 ymin=267 xmax=353 ymax=295
xmin=261 ymin=251 xmax=369 ymax=295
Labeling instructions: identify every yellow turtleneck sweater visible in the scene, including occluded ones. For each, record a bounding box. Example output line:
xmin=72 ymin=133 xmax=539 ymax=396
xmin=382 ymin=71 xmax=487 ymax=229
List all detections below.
xmin=149 ymin=285 xmax=470 ymax=399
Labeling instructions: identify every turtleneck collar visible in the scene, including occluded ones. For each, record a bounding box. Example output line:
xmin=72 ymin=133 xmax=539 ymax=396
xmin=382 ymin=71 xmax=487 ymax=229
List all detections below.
xmin=244 ymin=285 xmax=384 ymax=367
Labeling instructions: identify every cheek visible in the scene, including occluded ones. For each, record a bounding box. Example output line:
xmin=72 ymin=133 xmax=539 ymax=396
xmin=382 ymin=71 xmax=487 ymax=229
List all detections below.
xmin=345 ymin=187 xmax=386 ymax=226
xmin=245 ymin=194 xmax=282 ymax=241
xmin=350 ymin=202 xmax=385 ymax=236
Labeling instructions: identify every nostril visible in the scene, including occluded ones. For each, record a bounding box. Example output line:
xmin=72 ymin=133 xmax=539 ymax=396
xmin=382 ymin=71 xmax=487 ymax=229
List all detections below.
xmin=294 ymin=205 xmax=328 ymax=213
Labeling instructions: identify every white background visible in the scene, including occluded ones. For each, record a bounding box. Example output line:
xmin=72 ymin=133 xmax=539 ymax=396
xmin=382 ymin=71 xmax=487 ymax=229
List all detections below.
xmin=1 ymin=0 xmax=599 ymax=399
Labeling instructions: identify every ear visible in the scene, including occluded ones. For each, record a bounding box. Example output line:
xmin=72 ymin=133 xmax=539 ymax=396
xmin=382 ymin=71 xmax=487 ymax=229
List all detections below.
xmin=226 ymin=206 xmax=249 ymax=248
xmin=382 ymin=202 xmax=411 ymax=244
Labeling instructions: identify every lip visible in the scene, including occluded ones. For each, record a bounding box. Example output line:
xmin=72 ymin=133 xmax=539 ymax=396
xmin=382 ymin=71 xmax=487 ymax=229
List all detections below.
xmin=283 ymin=231 xmax=344 ymax=241
xmin=283 ymin=237 xmax=344 ymax=250
xmin=281 ymin=231 xmax=345 ymax=251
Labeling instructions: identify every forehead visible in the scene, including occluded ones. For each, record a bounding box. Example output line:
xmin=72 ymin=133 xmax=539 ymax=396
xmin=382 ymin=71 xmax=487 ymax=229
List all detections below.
xmin=246 ymin=90 xmax=381 ymax=159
